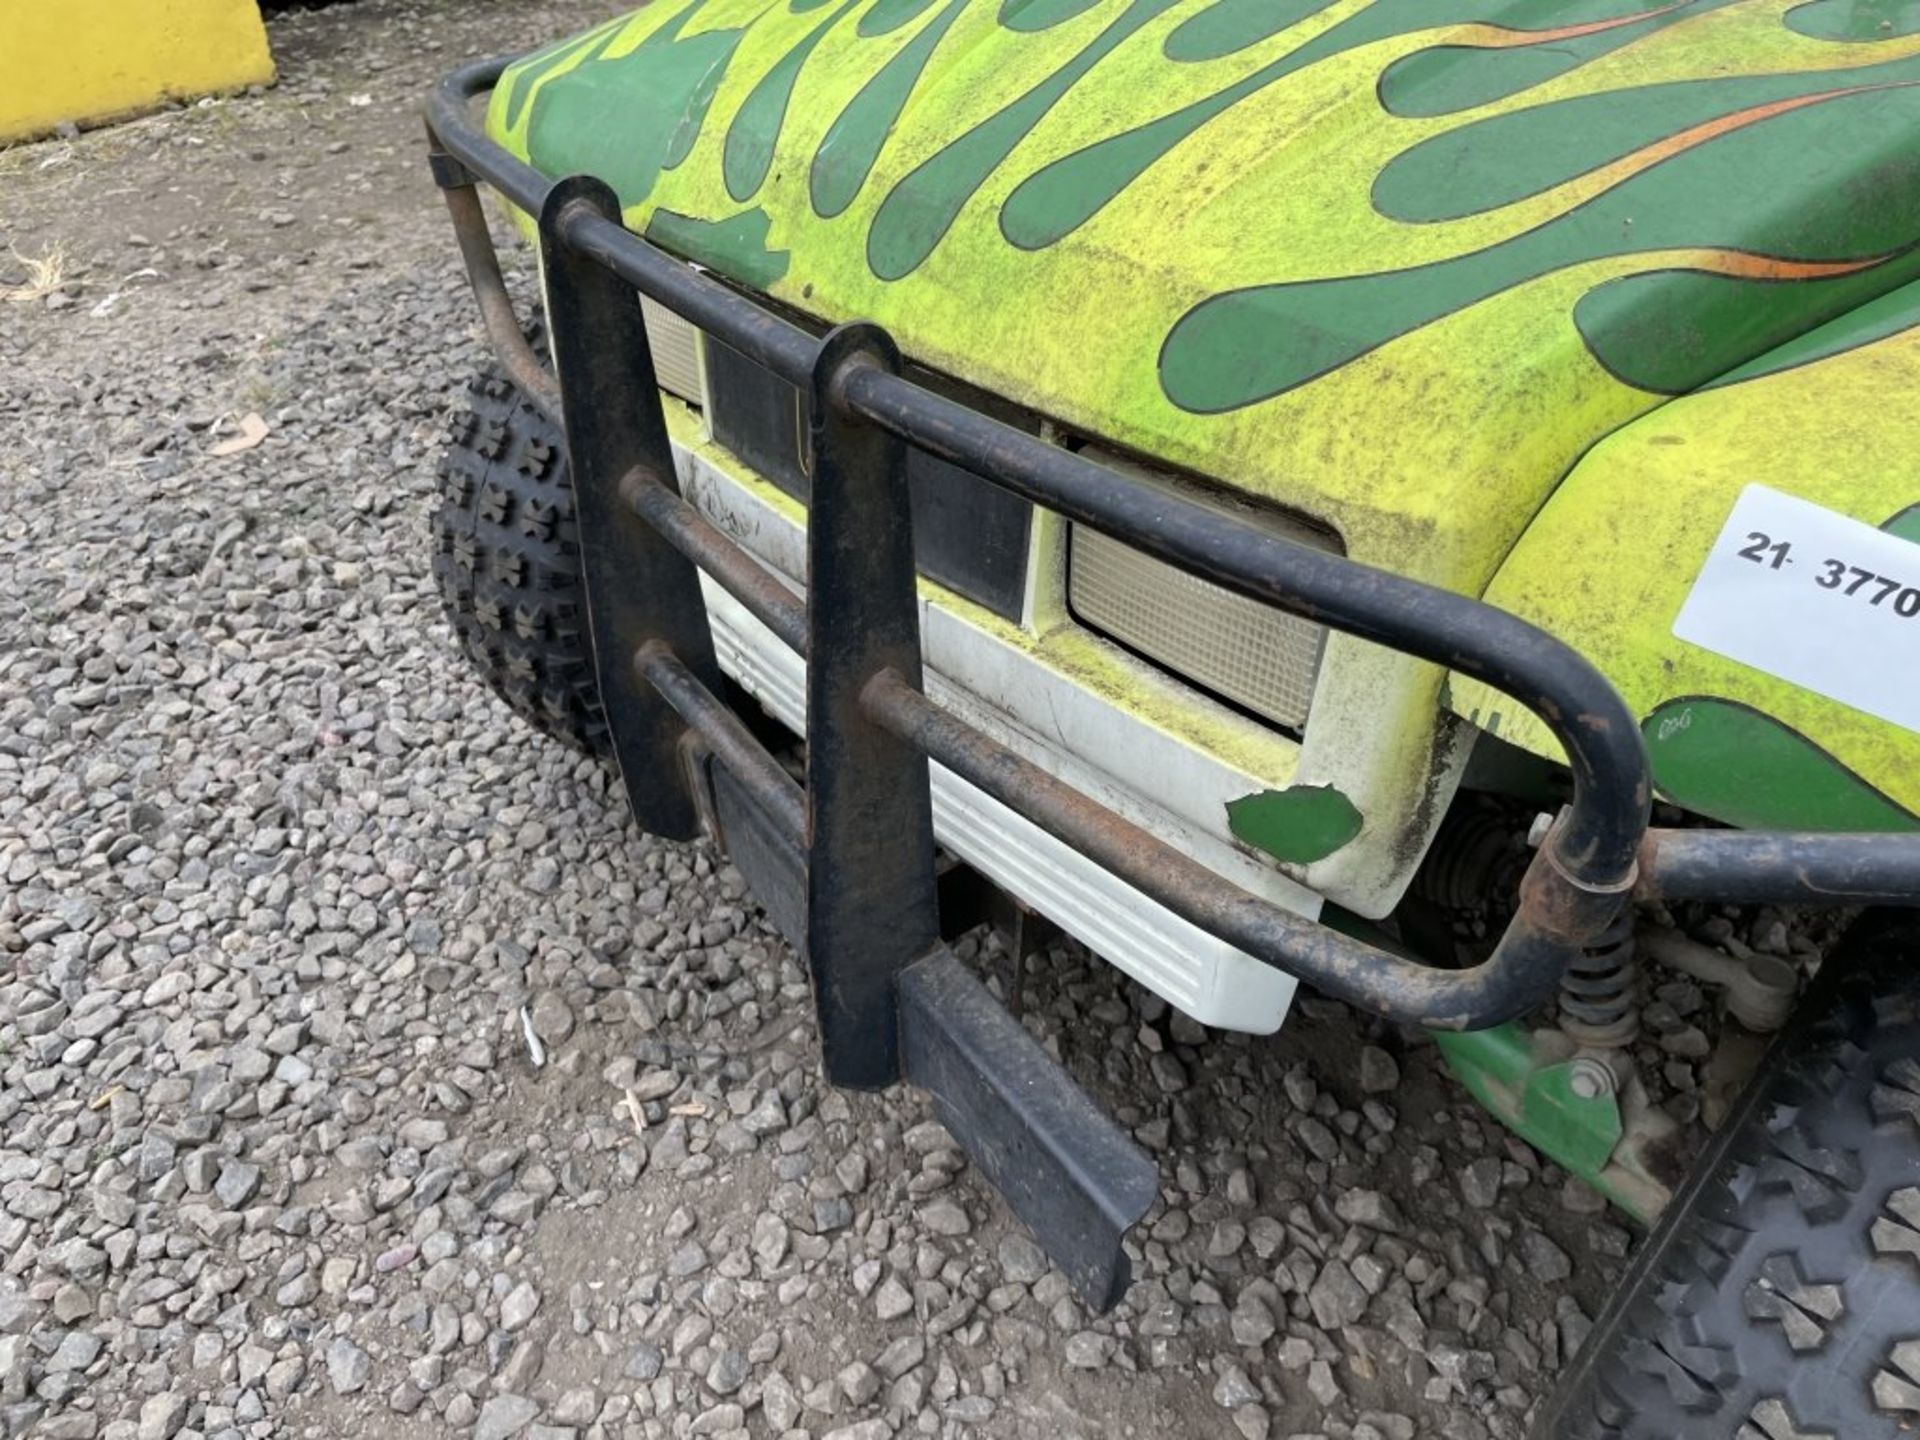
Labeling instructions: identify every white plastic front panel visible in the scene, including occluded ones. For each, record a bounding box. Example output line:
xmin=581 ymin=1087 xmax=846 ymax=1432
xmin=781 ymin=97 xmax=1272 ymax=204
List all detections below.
xmin=695 ymin=574 xmax=1299 ymax=1035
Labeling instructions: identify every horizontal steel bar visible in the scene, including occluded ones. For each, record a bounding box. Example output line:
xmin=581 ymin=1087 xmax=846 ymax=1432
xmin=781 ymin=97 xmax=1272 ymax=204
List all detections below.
xmin=1636 ymin=829 xmax=1920 ymax=906
xmin=559 ymin=207 xmax=818 ymax=390
xmin=621 ymin=468 xmax=809 ymax=656
xmin=636 ymin=642 xmax=806 ymax=844
xmin=860 ymin=668 xmax=1606 ymax=1030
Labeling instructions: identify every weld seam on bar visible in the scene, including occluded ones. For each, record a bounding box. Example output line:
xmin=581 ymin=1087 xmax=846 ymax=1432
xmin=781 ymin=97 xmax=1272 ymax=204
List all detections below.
xmin=637 ymin=642 xmax=806 ymax=842
xmin=622 ymin=468 xmax=809 ymax=656
xmin=427 ymin=55 xmax=1920 ymax=1020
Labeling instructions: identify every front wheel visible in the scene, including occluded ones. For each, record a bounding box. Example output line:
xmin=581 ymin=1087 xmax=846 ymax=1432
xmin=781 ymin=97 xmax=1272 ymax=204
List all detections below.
xmin=1541 ymin=910 xmax=1920 ymax=1438
xmin=430 ymin=363 xmax=607 ymax=754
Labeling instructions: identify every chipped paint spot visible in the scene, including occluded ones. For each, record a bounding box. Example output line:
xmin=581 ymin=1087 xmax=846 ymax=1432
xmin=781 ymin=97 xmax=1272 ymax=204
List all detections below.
xmin=1227 ymin=784 xmax=1362 ymax=864
xmin=646 ymin=206 xmax=790 ymax=288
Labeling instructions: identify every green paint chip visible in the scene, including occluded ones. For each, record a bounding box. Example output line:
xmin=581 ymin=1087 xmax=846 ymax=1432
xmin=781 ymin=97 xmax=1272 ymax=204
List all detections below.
xmin=1226 ymin=784 xmax=1362 ymax=864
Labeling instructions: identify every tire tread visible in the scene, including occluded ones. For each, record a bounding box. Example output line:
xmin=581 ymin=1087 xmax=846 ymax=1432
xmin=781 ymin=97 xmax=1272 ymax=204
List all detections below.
xmin=430 ymin=364 xmax=607 ymax=754
xmin=1541 ymin=914 xmax=1920 ymax=1439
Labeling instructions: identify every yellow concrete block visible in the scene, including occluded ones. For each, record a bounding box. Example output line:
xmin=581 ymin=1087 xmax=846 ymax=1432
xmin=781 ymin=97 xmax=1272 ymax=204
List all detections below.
xmin=0 ymin=0 xmax=276 ymax=144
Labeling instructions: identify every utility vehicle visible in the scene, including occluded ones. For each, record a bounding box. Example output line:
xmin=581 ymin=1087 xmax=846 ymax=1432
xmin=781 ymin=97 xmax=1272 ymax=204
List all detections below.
xmin=422 ymin=4 xmax=1920 ymax=1434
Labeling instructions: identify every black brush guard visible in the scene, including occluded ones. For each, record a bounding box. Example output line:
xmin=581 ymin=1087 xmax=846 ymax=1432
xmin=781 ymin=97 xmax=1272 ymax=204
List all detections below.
xmin=426 ymin=58 xmax=1920 ymax=1310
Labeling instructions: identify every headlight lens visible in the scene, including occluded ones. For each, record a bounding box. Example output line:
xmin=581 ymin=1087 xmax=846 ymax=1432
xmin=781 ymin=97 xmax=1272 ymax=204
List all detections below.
xmin=656 ymin=298 xmax=1329 ymax=723
xmin=640 ymin=298 xmax=707 ymax=407
xmin=1068 ymin=520 xmax=1331 ymax=734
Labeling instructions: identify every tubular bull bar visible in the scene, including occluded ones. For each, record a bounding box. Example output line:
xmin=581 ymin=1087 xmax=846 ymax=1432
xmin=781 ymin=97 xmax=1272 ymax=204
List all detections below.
xmin=427 ymin=58 xmax=1920 ymax=1309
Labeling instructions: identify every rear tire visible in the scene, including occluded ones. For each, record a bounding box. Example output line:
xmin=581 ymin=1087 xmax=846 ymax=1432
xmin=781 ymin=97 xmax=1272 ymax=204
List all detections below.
xmin=1540 ymin=911 xmax=1920 ymax=1439
xmin=431 ymin=363 xmax=607 ymax=754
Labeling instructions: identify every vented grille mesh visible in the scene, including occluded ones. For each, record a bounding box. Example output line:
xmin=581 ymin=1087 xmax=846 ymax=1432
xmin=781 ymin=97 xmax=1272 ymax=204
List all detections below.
xmin=1068 ymin=525 xmax=1326 ymax=732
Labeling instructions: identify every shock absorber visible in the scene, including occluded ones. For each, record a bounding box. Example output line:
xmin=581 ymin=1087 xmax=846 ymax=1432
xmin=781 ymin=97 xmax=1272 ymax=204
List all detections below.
xmin=1558 ymin=908 xmax=1640 ymax=1049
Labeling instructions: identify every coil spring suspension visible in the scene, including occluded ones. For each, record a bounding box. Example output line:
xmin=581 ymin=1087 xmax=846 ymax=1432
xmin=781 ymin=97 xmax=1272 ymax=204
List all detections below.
xmin=1559 ymin=909 xmax=1640 ymax=1049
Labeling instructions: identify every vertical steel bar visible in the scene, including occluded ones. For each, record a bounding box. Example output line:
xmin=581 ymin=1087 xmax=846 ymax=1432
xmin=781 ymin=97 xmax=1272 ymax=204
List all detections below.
xmin=538 ymin=176 xmax=720 ymax=840
xmin=803 ymin=324 xmax=942 ymax=1089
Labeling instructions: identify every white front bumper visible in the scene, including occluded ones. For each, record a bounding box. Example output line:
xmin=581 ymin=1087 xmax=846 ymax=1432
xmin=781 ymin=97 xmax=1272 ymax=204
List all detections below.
xmin=675 ymin=440 xmax=1307 ymax=1034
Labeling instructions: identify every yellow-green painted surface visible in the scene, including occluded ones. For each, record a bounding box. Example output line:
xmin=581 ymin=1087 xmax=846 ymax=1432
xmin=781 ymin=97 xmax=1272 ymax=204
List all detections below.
xmin=486 ymin=0 xmax=1920 ymax=840
xmin=1452 ymin=291 xmax=1920 ymax=827
xmin=488 ymin=0 xmax=1920 ymax=586
xmin=0 ymin=0 xmax=275 ymax=143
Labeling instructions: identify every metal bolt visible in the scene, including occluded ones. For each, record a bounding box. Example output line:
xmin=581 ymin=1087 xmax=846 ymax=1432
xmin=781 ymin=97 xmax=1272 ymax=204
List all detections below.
xmin=1526 ymin=811 xmax=1555 ymax=848
xmin=1567 ymin=1057 xmax=1617 ymax=1101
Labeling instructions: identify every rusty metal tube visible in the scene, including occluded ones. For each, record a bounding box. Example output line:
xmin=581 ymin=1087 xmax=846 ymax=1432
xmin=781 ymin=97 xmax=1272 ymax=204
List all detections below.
xmin=1636 ymin=829 xmax=1920 ymax=905
xmin=621 ymin=468 xmax=808 ymax=656
xmin=862 ymin=668 xmax=1618 ymax=1030
xmin=437 ymin=176 xmax=562 ymax=423
xmin=637 ymin=643 xmax=806 ymax=843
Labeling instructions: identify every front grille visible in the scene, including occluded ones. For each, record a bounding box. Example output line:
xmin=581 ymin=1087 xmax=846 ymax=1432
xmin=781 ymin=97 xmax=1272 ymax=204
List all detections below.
xmin=1068 ymin=517 xmax=1333 ymax=735
xmin=703 ymin=335 xmax=1034 ymax=622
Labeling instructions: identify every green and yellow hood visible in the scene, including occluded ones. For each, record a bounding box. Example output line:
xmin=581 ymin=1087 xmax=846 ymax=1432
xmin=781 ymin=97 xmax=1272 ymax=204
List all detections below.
xmin=486 ymin=0 xmax=1920 ymax=827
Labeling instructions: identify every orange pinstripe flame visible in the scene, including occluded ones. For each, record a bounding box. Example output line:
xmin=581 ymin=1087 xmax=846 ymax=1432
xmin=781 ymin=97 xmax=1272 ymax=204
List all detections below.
xmin=1474 ymin=2 xmax=1702 ymax=48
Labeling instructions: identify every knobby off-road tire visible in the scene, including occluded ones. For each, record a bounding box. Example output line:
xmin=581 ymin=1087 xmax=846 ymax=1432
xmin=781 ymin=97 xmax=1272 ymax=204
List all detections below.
xmin=431 ymin=364 xmax=607 ymax=754
xmin=1542 ymin=911 xmax=1920 ymax=1440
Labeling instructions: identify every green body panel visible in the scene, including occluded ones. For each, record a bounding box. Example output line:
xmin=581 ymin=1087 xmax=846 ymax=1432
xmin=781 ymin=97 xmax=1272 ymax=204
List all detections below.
xmin=1641 ymin=699 xmax=1917 ymax=833
xmin=488 ymin=0 xmax=1920 ymax=830
xmin=1433 ymin=1026 xmax=1620 ymax=1176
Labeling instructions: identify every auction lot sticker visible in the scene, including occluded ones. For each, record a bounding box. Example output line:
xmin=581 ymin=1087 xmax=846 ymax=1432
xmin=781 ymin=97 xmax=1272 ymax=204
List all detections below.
xmin=1673 ymin=485 xmax=1920 ymax=734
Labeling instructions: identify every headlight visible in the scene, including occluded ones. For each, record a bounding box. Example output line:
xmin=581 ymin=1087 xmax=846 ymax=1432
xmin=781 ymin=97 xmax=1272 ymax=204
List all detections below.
xmin=1066 ymin=485 xmax=1334 ymax=734
xmin=640 ymin=298 xmax=707 ymax=407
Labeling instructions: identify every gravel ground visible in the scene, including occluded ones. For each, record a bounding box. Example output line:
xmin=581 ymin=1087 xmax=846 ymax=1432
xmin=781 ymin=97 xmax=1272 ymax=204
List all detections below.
xmin=0 ymin=4 xmax=1838 ymax=1438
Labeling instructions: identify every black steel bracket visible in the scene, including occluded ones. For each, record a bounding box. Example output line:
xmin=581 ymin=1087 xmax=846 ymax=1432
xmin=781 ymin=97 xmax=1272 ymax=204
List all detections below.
xmin=537 ymin=177 xmax=722 ymax=842
xmin=802 ymin=325 xmax=943 ymax=1089
xmin=899 ymin=948 xmax=1158 ymax=1310
xmin=425 ymin=143 xmax=473 ymax=191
